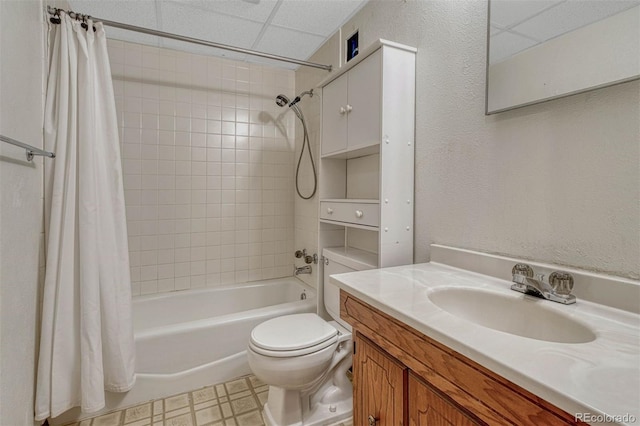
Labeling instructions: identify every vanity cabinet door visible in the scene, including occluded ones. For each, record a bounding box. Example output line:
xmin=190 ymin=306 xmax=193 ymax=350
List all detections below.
xmin=353 ymin=333 xmax=406 ymax=426
xmin=408 ymin=373 xmax=480 ymax=426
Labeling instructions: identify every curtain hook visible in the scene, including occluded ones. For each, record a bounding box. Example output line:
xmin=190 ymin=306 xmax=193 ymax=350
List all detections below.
xmin=88 ymin=16 xmax=96 ymax=32
xmin=49 ymin=8 xmax=61 ymax=25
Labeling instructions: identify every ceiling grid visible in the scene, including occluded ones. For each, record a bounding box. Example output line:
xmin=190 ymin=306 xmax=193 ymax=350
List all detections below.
xmin=68 ymin=0 xmax=368 ymax=69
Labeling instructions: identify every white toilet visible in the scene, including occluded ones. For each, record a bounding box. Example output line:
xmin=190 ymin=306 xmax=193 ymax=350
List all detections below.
xmin=248 ymin=248 xmax=369 ymax=426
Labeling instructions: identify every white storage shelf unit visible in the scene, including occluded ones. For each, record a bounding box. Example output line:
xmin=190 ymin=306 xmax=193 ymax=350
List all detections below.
xmin=318 ymin=39 xmax=416 ymax=269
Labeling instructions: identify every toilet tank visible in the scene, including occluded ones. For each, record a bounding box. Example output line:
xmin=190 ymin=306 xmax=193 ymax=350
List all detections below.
xmin=323 ymin=247 xmax=377 ymax=329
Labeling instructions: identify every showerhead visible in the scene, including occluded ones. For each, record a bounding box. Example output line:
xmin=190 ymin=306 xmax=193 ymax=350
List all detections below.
xmin=275 ymin=94 xmax=290 ymax=107
xmin=275 ymin=89 xmax=314 ymax=108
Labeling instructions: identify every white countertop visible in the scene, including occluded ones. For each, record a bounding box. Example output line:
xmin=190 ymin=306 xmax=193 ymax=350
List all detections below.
xmin=330 ymin=262 xmax=640 ymax=425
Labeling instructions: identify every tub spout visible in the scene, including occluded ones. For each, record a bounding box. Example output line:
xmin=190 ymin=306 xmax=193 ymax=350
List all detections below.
xmin=294 ymin=265 xmax=312 ymax=275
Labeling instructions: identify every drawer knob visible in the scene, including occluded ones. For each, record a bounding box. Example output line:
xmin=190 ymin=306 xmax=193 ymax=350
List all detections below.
xmin=346 ymin=104 xmax=353 ymax=113
xmin=327 ymin=207 xmax=334 ymax=214
xmin=368 ymin=415 xmax=378 ymax=426
xmin=339 ymin=107 xmax=346 ymax=115
xmin=355 ymin=210 xmax=364 ymax=218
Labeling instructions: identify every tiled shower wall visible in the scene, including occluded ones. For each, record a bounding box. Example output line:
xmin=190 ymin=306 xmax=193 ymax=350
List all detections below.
xmin=291 ymin=69 xmax=322 ymax=289
xmin=108 ymin=40 xmax=296 ymax=296
xmin=292 ymin=35 xmax=341 ymax=289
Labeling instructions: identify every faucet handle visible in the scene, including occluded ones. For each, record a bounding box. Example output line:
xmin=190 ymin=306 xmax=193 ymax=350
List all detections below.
xmin=512 ymin=263 xmax=534 ymax=277
xmin=549 ymin=271 xmax=574 ymax=295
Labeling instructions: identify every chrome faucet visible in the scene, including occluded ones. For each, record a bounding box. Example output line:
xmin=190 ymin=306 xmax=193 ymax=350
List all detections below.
xmin=294 ymin=265 xmax=312 ymax=276
xmin=511 ymin=263 xmax=576 ymax=304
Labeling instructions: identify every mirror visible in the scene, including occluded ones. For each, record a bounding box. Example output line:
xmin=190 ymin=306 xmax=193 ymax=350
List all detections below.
xmin=486 ymin=0 xmax=640 ymax=114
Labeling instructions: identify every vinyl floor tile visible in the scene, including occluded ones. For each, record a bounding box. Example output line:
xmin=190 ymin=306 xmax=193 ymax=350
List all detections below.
xmin=63 ymin=375 xmax=352 ymax=426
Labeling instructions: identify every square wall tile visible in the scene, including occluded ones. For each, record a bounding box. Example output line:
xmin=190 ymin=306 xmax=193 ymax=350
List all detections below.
xmin=115 ymin=41 xmax=295 ymax=297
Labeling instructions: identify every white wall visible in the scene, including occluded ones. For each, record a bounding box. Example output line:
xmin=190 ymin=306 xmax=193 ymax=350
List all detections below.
xmin=298 ymin=0 xmax=639 ymax=279
xmin=0 ymin=1 xmax=46 ymax=424
xmin=293 ymin=35 xmax=341 ymax=288
xmin=109 ymin=40 xmax=296 ymax=295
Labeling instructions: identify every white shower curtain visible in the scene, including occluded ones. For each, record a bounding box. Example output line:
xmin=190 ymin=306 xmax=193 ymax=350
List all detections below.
xmin=36 ymin=14 xmax=135 ymax=420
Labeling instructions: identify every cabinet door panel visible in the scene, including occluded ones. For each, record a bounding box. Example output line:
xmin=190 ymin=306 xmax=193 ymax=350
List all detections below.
xmin=347 ymin=49 xmax=382 ymax=152
xmin=354 ymin=333 xmax=406 ymax=426
xmin=409 ymin=373 xmax=480 ymax=426
xmin=321 ymin=72 xmax=349 ymax=156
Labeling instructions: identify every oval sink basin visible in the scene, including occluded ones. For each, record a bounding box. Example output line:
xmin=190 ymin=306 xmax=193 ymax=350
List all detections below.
xmin=428 ymin=287 xmax=596 ymax=344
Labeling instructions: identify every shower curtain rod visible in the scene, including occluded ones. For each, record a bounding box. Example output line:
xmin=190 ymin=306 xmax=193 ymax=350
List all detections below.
xmin=46 ymin=6 xmax=333 ymax=71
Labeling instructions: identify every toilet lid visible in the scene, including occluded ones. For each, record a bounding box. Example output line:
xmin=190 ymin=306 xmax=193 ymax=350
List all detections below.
xmin=250 ymin=313 xmax=338 ymax=352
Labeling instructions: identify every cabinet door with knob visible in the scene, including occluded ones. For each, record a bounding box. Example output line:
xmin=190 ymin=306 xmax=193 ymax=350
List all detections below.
xmin=346 ymin=49 xmax=381 ymax=152
xmin=321 ymin=72 xmax=349 ymax=156
xmin=408 ymin=373 xmax=480 ymax=426
xmin=320 ymin=49 xmax=382 ymax=157
xmin=353 ymin=333 xmax=406 ymax=426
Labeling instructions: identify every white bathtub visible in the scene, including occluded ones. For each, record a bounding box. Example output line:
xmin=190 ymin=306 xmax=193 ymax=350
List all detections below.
xmin=133 ymin=278 xmax=315 ymax=377
xmin=54 ymin=277 xmax=315 ymax=424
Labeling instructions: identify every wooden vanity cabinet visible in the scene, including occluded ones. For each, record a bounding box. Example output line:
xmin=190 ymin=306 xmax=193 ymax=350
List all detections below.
xmin=342 ymin=291 xmax=586 ymax=426
xmin=353 ymin=334 xmax=406 ymax=425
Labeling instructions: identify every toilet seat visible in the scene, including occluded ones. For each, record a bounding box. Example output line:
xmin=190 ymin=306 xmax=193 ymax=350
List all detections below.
xmin=250 ymin=313 xmax=339 ymax=358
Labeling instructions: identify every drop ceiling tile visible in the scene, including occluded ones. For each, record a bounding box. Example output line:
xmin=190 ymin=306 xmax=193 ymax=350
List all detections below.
xmin=68 ymin=0 xmax=161 ymax=45
xmin=490 ymin=0 xmax=562 ymax=29
xmin=489 ymin=30 xmax=539 ymax=64
xmin=164 ymin=0 xmax=279 ymax=23
xmin=160 ymin=2 xmax=263 ymax=49
xmin=513 ymin=0 xmax=640 ymax=42
xmin=68 ymin=0 xmax=157 ymax=26
xmin=103 ymin=28 xmax=163 ymax=47
xmin=69 ymin=0 xmax=372 ymax=70
xmin=271 ymin=0 xmax=367 ymax=36
xmin=255 ymin=26 xmax=326 ymax=64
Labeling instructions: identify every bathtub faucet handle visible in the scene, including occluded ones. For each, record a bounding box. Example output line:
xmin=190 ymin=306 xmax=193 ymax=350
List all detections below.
xmin=295 ymin=249 xmax=307 ymax=258
xmin=304 ymin=253 xmax=319 ymax=264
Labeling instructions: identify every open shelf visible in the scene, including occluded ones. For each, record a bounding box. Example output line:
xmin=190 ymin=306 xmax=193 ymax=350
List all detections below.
xmin=320 ymin=198 xmax=379 ymax=204
xmin=323 ymin=246 xmax=378 ymax=270
xmin=319 ymin=219 xmax=379 ymax=230
xmin=320 ymin=143 xmax=380 ymax=160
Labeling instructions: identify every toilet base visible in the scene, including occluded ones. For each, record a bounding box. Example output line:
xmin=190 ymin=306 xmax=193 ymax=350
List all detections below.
xmin=248 ymin=322 xmax=353 ymax=426
xmin=262 ymin=387 xmax=303 ymax=426
xmin=261 ymin=351 xmax=353 ymax=426
xmin=262 ymin=391 xmax=352 ymax=426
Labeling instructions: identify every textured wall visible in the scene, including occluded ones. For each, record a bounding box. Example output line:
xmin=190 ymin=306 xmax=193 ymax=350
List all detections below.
xmin=109 ymin=40 xmax=296 ymax=295
xmin=299 ymin=0 xmax=639 ymax=279
xmin=293 ymin=35 xmax=341 ymax=288
xmin=0 ymin=1 xmax=45 ymax=424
